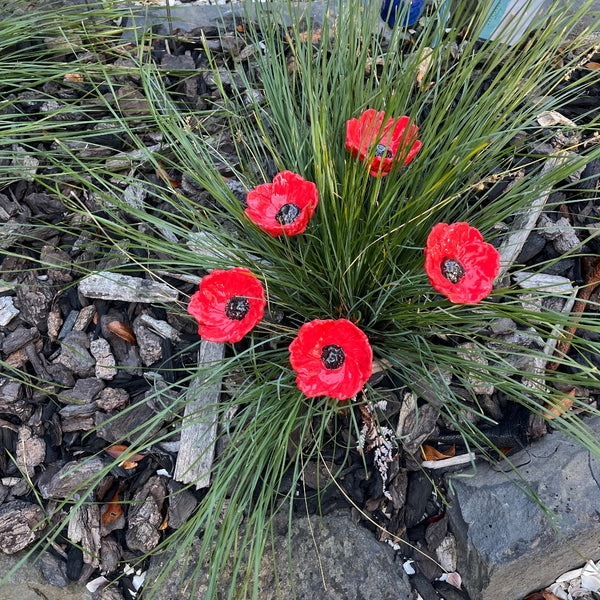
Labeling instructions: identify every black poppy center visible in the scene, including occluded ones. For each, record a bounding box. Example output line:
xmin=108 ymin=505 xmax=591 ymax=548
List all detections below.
xmin=275 ymin=203 xmax=301 ymax=225
xmin=441 ymin=257 xmax=466 ymax=284
xmin=225 ymin=296 xmax=250 ymax=320
xmin=374 ymin=144 xmax=393 ymax=159
xmin=321 ymin=345 xmax=346 ymax=370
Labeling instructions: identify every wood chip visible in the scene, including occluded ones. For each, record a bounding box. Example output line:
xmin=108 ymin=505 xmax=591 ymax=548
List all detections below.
xmin=0 ymin=500 xmax=46 ymax=553
xmin=68 ymin=504 xmax=101 ymax=567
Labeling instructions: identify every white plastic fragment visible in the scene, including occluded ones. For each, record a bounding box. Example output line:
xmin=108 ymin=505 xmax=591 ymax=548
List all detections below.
xmin=132 ymin=571 xmax=147 ymax=591
xmin=403 ymin=559 xmax=416 ymax=575
xmin=0 ymin=296 xmax=19 ymax=327
xmin=546 ymin=582 xmax=569 ymax=599
xmin=86 ymin=575 xmax=109 ymax=593
xmin=581 ymin=560 xmax=600 ymax=591
xmin=556 ymin=566 xmax=584 ymax=583
xmin=439 ymin=571 xmax=462 ymax=590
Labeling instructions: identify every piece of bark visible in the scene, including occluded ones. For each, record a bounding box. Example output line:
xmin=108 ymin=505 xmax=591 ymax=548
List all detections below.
xmin=90 ymin=338 xmax=117 ymax=380
xmin=73 ymin=305 xmax=97 ymax=332
xmin=0 ymin=379 xmax=30 ymax=420
xmin=79 ymin=271 xmax=178 ymax=303
xmin=38 ymin=457 xmax=110 ymax=500
xmin=537 ymin=215 xmax=581 ymax=254
xmin=58 ymin=376 xmax=104 ymax=405
xmin=68 ymin=504 xmax=101 ymax=568
xmin=133 ymin=316 xmax=162 ymax=366
xmin=0 ymin=500 xmax=46 ymax=553
xmin=96 ymin=387 xmax=129 ymax=412
xmin=166 ymin=479 xmax=198 ymax=529
xmin=16 ymin=425 xmax=46 ymax=477
xmin=125 ymin=475 xmax=167 ymax=553
xmin=100 ymin=535 xmax=122 ymax=574
xmin=59 ymin=403 xmax=97 ymax=432
xmin=1 ymin=326 xmax=39 ymax=354
xmin=174 ymin=341 xmax=224 ymax=489
xmin=457 ymin=342 xmax=494 ymax=395
xmin=138 ymin=313 xmax=181 ymax=342
xmin=54 ymin=331 xmax=96 ymax=375
xmin=95 ymin=399 xmax=161 ymax=444
xmin=397 ymin=399 xmax=439 ymax=456
xmin=15 ymin=279 xmax=54 ymax=331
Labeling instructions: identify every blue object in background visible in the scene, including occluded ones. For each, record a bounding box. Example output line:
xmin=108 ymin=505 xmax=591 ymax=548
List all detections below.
xmin=380 ymin=0 xmax=426 ymax=27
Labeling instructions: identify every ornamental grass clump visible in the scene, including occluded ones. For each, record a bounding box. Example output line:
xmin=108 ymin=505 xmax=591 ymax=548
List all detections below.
xmin=2 ymin=0 xmax=600 ymax=597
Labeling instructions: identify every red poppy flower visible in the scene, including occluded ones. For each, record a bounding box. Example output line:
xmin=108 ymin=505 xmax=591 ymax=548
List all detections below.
xmin=345 ymin=109 xmax=422 ymax=177
xmin=289 ymin=319 xmax=373 ymax=400
xmin=425 ymin=222 xmax=501 ymax=304
xmin=245 ymin=171 xmax=319 ymax=237
xmin=187 ymin=268 xmax=266 ymax=343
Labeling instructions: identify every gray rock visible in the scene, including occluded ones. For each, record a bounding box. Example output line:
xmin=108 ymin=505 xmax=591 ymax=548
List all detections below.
xmin=39 ymin=552 xmax=69 ymax=588
xmin=269 ymin=510 xmax=414 ymax=599
xmin=446 ymin=416 xmax=600 ymax=600
xmin=147 ymin=509 xmax=414 ymax=600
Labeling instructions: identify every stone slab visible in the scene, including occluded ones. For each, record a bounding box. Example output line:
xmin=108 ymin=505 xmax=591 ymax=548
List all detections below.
xmin=446 ymin=416 xmax=600 ymax=600
xmin=147 ymin=508 xmax=415 ymax=599
xmin=0 ymin=550 xmax=90 ymax=600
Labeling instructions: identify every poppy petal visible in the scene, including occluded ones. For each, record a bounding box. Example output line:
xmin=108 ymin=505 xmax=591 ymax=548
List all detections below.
xmin=425 ymin=222 xmax=500 ymax=304
xmin=289 ymin=319 xmax=373 ymax=400
xmin=245 ymin=171 xmax=318 ymax=237
xmin=187 ymin=268 xmax=266 ymax=343
xmin=346 ymin=109 xmax=422 ymax=177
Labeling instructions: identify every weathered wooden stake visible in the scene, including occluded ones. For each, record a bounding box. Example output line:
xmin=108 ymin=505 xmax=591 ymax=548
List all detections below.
xmin=174 ymin=340 xmax=225 ymax=489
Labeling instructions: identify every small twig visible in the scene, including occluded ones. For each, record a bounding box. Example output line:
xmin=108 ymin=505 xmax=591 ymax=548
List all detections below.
xmin=497 ymin=157 xmax=564 ymax=279
xmin=547 ymin=259 xmax=600 ymax=370
xmin=421 ymin=453 xmax=475 ymax=469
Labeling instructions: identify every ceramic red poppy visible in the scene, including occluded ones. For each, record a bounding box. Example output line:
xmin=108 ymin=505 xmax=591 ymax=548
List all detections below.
xmin=289 ymin=319 xmax=373 ymax=400
xmin=245 ymin=171 xmax=319 ymax=237
xmin=345 ymin=109 xmax=422 ymax=177
xmin=187 ymin=268 xmax=266 ymax=343
xmin=425 ymin=222 xmax=500 ymax=304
